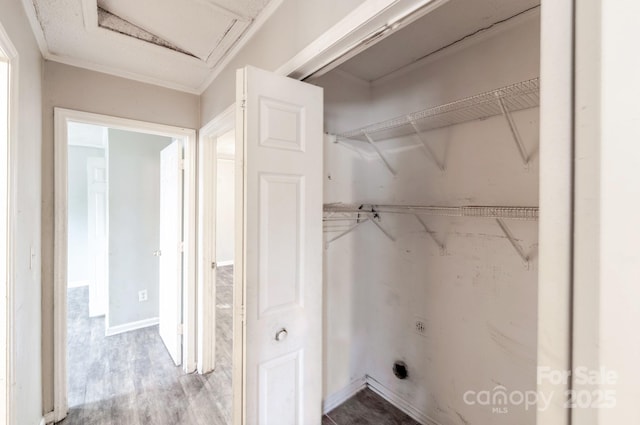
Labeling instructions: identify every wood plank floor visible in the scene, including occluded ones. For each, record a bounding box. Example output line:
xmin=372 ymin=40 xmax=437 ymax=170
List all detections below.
xmin=60 ymin=266 xmax=234 ymax=425
xmin=323 ymin=389 xmax=421 ymax=425
xmin=62 ymin=265 xmax=415 ymax=424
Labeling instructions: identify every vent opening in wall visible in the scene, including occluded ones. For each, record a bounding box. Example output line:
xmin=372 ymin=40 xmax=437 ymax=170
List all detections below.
xmin=393 ymin=361 xmax=408 ymax=380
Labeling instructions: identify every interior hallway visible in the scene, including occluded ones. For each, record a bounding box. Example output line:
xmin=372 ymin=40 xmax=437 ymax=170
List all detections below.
xmin=61 ymin=266 xmax=234 ymax=425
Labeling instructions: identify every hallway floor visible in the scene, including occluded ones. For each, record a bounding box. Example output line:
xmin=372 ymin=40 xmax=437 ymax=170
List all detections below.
xmin=59 ymin=266 xmax=234 ymax=425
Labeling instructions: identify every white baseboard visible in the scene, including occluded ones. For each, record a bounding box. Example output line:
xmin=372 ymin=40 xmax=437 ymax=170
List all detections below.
xmin=43 ymin=411 xmax=55 ymax=424
xmin=217 ymin=260 xmax=234 ymax=267
xmin=105 ymin=317 xmax=159 ymax=336
xmin=322 ymin=376 xmax=367 ymax=414
xmin=67 ymin=280 xmax=90 ymax=288
xmin=366 ymin=375 xmax=442 ymax=425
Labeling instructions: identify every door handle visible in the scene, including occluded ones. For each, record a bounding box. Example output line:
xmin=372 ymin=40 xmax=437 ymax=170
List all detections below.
xmin=275 ymin=328 xmax=288 ymax=342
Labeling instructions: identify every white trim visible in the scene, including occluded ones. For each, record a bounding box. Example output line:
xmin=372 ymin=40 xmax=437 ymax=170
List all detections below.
xmin=196 ymin=0 xmax=285 ymax=94
xmin=200 ymin=104 xmax=235 ymax=137
xmin=0 ymin=20 xmax=18 ymax=425
xmin=43 ymin=411 xmax=55 ymax=424
xmin=233 ymin=70 xmax=245 ymax=425
xmin=275 ymin=0 xmax=451 ymax=80
xmin=322 ymin=377 xmax=367 ymax=414
xmin=19 ymin=0 xmax=202 ymax=95
xmin=105 ymin=317 xmax=159 ymax=337
xmin=38 ymin=417 xmax=45 ymax=425
xmin=67 ymin=280 xmax=90 ymax=289
xmin=197 ymin=105 xmax=235 ymax=374
xmin=53 ymin=108 xmax=198 ymax=422
xmin=21 ymin=0 xmax=286 ymax=95
xmin=216 ymin=260 xmax=234 ymax=267
xmin=365 ymin=376 xmax=441 ymax=425
xmin=45 ymin=53 xmax=202 ymax=95
xmin=18 ymin=0 xmax=48 ymax=60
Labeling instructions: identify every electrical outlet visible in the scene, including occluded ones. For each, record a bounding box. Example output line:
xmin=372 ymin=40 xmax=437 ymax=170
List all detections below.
xmin=138 ymin=290 xmax=148 ymax=302
xmin=414 ymin=318 xmax=427 ymax=337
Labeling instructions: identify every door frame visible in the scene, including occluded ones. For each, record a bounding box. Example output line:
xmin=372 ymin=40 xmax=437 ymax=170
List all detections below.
xmin=197 ymin=104 xmax=235 ymax=374
xmin=0 ymin=21 xmax=18 ymax=425
xmin=52 ymin=108 xmax=198 ymax=423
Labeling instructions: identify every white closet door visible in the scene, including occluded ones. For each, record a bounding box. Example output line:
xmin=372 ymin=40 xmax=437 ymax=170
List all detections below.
xmin=87 ymin=157 xmax=107 ymax=318
xmin=159 ymin=140 xmax=183 ymax=366
xmin=236 ymin=66 xmax=323 ymax=425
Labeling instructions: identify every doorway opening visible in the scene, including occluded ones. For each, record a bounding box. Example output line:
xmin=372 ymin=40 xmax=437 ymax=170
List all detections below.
xmin=196 ymin=108 xmax=236 ymax=424
xmin=52 ymin=109 xmax=198 ymax=423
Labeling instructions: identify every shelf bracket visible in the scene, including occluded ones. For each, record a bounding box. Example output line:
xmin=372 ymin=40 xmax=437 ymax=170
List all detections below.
xmin=495 ymin=218 xmax=530 ymax=269
xmin=363 ymin=132 xmax=397 ymax=176
xmin=496 ymin=95 xmax=529 ymax=166
xmin=408 ymin=118 xmax=445 ymax=171
xmin=367 ymin=213 xmax=396 ymax=242
xmin=414 ymin=214 xmax=446 ymax=255
xmin=325 ymin=217 xmax=369 ymax=247
xmin=333 ymin=137 xmax=367 ymax=160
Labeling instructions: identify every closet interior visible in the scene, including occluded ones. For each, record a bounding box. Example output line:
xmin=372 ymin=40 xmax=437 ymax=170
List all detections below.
xmin=313 ymin=0 xmax=540 ymax=423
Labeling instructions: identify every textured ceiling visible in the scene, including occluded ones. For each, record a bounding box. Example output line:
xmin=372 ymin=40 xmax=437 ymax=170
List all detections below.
xmin=26 ymin=0 xmax=272 ymax=93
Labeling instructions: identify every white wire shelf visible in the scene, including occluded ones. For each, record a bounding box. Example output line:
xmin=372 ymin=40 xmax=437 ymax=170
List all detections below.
xmin=336 ymin=78 xmax=540 ymax=142
xmin=323 ymin=203 xmax=537 ymax=268
xmin=324 ymin=203 xmax=538 ymax=221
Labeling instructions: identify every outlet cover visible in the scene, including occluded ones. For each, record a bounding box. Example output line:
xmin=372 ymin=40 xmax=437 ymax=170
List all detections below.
xmin=138 ymin=290 xmax=148 ymax=302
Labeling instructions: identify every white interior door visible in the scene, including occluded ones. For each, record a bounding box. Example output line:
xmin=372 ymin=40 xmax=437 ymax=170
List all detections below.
xmin=87 ymin=157 xmax=107 ymax=318
xmin=159 ymin=140 xmax=183 ymax=366
xmin=236 ymin=66 xmax=323 ymax=425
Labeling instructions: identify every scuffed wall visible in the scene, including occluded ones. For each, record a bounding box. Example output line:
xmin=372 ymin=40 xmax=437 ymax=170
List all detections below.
xmin=316 ymin=14 xmax=540 ymax=424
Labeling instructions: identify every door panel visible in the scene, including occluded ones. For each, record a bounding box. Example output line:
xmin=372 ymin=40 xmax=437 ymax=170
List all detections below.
xmin=258 ymin=174 xmax=304 ymax=316
xmin=159 ymin=140 xmax=183 ymax=366
xmin=236 ymin=66 xmax=323 ymax=425
xmin=87 ymin=157 xmax=107 ymax=318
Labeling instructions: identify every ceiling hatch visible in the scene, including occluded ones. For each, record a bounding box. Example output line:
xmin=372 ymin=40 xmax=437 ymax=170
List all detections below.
xmin=96 ymin=0 xmax=265 ymax=65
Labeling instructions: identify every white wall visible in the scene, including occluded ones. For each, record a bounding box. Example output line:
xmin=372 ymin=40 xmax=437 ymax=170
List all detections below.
xmin=108 ymin=129 xmax=171 ymax=328
xmin=0 ymin=1 xmax=42 ymax=424
xmin=67 ymin=146 xmax=104 ymax=285
xmin=200 ymin=0 xmax=366 ymax=123
xmin=0 ymin=1 xmax=43 ymax=424
xmin=317 ymin=14 xmax=539 ymax=424
xmin=572 ymin=1 xmax=640 ymax=423
xmin=42 ymin=61 xmax=199 ymax=412
xmin=216 ymin=158 xmax=235 ymax=265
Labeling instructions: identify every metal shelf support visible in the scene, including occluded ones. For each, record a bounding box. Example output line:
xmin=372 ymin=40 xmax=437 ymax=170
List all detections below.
xmin=408 ymin=118 xmax=445 ymax=171
xmin=496 ymin=218 xmax=530 ymax=269
xmin=414 ymin=214 xmax=446 ymax=255
xmin=496 ymin=95 xmax=530 ymax=166
xmin=363 ymin=132 xmax=397 ymax=176
xmin=325 ymin=217 xmax=369 ymax=247
xmin=367 ymin=213 xmax=396 ymax=242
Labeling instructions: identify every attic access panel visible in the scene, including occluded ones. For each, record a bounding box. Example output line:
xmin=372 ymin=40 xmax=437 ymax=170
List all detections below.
xmin=97 ymin=0 xmax=270 ymax=63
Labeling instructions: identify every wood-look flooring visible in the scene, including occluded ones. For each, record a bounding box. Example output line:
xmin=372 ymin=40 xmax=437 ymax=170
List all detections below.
xmin=62 ymin=265 xmax=417 ymax=424
xmin=323 ymin=389 xmax=421 ymax=425
xmin=60 ymin=266 xmax=234 ymax=425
